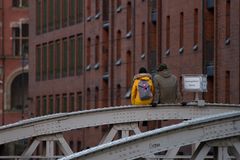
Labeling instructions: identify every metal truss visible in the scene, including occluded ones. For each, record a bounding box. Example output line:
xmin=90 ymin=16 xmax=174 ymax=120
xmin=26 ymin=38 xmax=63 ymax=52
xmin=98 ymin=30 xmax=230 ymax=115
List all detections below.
xmin=0 ymin=104 xmax=239 ymax=159
xmin=60 ymin=111 xmax=240 ymax=160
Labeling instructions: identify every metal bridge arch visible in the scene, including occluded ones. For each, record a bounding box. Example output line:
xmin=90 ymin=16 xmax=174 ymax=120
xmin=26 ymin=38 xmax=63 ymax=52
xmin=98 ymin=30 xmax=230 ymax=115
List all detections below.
xmin=0 ymin=104 xmax=239 ymax=159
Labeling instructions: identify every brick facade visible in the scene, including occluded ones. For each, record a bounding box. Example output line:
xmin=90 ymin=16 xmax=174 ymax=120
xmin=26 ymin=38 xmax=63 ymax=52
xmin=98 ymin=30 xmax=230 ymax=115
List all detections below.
xmin=28 ymin=0 xmax=240 ymax=151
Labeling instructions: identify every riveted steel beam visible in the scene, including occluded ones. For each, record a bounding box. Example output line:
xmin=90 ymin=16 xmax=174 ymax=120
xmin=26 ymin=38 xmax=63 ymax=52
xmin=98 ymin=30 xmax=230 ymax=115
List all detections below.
xmin=0 ymin=104 xmax=239 ymax=145
xmin=59 ymin=111 xmax=240 ymax=160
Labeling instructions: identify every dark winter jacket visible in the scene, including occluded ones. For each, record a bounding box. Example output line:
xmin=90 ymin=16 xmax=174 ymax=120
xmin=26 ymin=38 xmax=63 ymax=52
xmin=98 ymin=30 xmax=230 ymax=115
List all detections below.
xmin=153 ymin=69 xmax=181 ymax=104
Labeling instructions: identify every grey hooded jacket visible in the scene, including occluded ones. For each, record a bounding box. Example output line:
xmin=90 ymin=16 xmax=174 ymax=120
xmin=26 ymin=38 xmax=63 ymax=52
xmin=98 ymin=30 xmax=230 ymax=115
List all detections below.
xmin=153 ymin=69 xmax=181 ymax=104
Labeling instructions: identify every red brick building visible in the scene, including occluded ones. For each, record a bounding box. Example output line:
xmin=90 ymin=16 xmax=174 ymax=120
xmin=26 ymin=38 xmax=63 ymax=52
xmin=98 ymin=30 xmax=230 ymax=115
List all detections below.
xmin=0 ymin=0 xmax=29 ymax=125
xmin=0 ymin=0 xmax=29 ymax=154
xmin=28 ymin=0 xmax=240 ymax=152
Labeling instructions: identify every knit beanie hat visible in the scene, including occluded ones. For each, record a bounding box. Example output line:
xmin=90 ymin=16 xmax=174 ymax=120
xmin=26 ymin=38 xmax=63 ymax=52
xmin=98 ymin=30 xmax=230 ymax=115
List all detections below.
xmin=158 ymin=63 xmax=168 ymax=71
xmin=139 ymin=67 xmax=147 ymax=73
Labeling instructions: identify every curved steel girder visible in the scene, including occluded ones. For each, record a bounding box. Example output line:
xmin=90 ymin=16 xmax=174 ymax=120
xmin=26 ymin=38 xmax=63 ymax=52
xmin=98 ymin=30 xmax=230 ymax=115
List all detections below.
xmin=0 ymin=103 xmax=239 ymax=145
xmin=60 ymin=111 xmax=240 ymax=160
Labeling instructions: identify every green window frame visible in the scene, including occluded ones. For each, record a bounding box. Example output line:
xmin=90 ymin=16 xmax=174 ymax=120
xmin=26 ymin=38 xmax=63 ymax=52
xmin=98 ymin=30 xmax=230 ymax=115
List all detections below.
xmin=77 ymin=92 xmax=82 ymax=111
xmin=62 ymin=0 xmax=68 ymax=27
xmin=69 ymin=37 xmax=75 ymax=76
xmin=36 ymin=46 xmax=41 ymax=81
xmin=55 ymin=0 xmax=61 ymax=29
xmin=69 ymin=0 xmax=76 ymax=25
xmin=62 ymin=94 xmax=67 ymax=112
xmin=43 ymin=96 xmax=47 ymax=115
xmin=36 ymin=96 xmax=41 ymax=116
xmin=55 ymin=40 xmax=61 ymax=78
xmin=36 ymin=0 xmax=41 ymax=34
xmin=77 ymin=34 xmax=83 ymax=75
xmin=55 ymin=95 xmax=60 ymax=113
xmin=42 ymin=44 xmax=47 ymax=80
xmin=77 ymin=0 xmax=83 ymax=23
xmin=48 ymin=0 xmax=54 ymax=31
xmin=49 ymin=95 xmax=54 ymax=114
xmin=69 ymin=93 xmax=75 ymax=112
xmin=62 ymin=39 xmax=68 ymax=77
xmin=49 ymin=43 xmax=54 ymax=79
xmin=42 ymin=0 xmax=47 ymax=33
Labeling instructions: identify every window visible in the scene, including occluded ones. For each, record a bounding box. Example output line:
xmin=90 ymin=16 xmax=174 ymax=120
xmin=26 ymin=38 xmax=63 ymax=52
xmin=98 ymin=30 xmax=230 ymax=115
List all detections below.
xmin=55 ymin=95 xmax=60 ymax=113
xmin=102 ymin=29 xmax=109 ymax=73
xmin=48 ymin=42 xmax=54 ymax=79
xmin=42 ymin=0 xmax=47 ymax=33
xmin=69 ymin=93 xmax=75 ymax=112
xmin=36 ymin=0 xmax=41 ymax=34
xmin=86 ymin=38 xmax=91 ymax=66
xmin=62 ymin=94 xmax=67 ymax=112
xmin=12 ymin=0 xmax=28 ymax=7
xmin=87 ymin=0 xmax=91 ymax=17
xmin=194 ymin=9 xmax=198 ymax=46
xmin=126 ymin=51 xmax=132 ymax=90
xmin=102 ymin=0 xmax=109 ymax=23
xmin=77 ymin=0 xmax=83 ymax=23
xmin=166 ymin=16 xmax=170 ymax=51
xmin=116 ymin=84 xmax=121 ymax=106
xmin=77 ymin=92 xmax=82 ymax=111
xmin=117 ymin=0 xmax=121 ymax=8
xmin=42 ymin=96 xmax=47 ymax=115
xmin=48 ymin=0 xmax=54 ymax=31
xmin=225 ymin=0 xmax=230 ymax=44
xmin=77 ymin=34 xmax=83 ymax=75
xmin=86 ymin=88 xmax=91 ymax=110
xmin=42 ymin=44 xmax=47 ymax=80
xmin=69 ymin=36 xmax=75 ymax=76
xmin=55 ymin=40 xmax=61 ymax=78
xmin=36 ymin=96 xmax=41 ymax=116
xmin=225 ymin=71 xmax=230 ymax=103
xmin=95 ymin=36 xmax=99 ymax=65
xmin=95 ymin=0 xmax=100 ymax=15
xmin=62 ymin=0 xmax=68 ymax=27
xmin=141 ymin=22 xmax=145 ymax=55
xmin=116 ymin=30 xmax=121 ymax=60
xmin=69 ymin=0 xmax=76 ymax=25
xmin=62 ymin=38 xmax=68 ymax=77
xmin=12 ymin=23 xmax=29 ymax=56
xmin=126 ymin=2 xmax=132 ymax=33
xmin=94 ymin=87 xmax=99 ymax=109
xmin=36 ymin=46 xmax=41 ymax=81
xmin=179 ymin=12 xmax=184 ymax=50
xmin=49 ymin=95 xmax=54 ymax=114
xmin=55 ymin=0 xmax=61 ymax=29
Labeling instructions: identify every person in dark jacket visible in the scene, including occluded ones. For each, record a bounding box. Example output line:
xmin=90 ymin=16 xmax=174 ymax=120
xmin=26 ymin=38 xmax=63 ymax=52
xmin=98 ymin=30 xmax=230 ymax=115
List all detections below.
xmin=152 ymin=64 xmax=181 ymax=106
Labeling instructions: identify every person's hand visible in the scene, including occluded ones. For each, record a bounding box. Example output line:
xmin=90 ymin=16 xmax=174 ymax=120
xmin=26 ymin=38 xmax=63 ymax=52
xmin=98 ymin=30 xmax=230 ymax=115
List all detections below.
xmin=151 ymin=102 xmax=157 ymax=107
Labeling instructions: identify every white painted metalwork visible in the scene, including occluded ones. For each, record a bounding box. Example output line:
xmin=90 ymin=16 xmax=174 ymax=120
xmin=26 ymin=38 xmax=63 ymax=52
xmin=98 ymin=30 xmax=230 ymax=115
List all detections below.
xmin=0 ymin=103 xmax=239 ymax=145
xmin=59 ymin=111 xmax=240 ymax=160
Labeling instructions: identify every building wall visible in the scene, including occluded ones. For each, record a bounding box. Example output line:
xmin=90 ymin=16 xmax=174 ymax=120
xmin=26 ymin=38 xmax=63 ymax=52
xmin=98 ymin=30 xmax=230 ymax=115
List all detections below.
xmin=0 ymin=0 xmax=29 ymax=125
xmin=29 ymin=0 xmax=240 ymax=151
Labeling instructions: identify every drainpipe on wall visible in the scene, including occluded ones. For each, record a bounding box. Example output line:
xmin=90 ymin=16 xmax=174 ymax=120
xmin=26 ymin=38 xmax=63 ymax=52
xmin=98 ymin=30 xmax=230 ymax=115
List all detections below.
xmin=213 ymin=0 xmax=218 ymax=102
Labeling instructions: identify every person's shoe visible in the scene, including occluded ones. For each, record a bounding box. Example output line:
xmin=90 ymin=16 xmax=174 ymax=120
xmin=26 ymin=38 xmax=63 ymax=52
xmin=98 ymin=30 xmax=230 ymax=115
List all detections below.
xmin=151 ymin=102 xmax=157 ymax=107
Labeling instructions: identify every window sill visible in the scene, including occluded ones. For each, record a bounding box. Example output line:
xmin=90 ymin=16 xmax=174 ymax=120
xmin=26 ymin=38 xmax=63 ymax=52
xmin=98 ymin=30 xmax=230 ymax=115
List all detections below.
xmin=95 ymin=12 xmax=101 ymax=19
xmin=193 ymin=44 xmax=198 ymax=51
xmin=94 ymin=63 xmax=100 ymax=70
xmin=125 ymin=31 xmax=132 ymax=38
xmin=225 ymin=38 xmax=230 ymax=45
xmin=115 ymin=59 xmax=122 ymax=66
xmin=85 ymin=64 xmax=91 ymax=71
xmin=116 ymin=6 xmax=122 ymax=13
xmin=165 ymin=49 xmax=170 ymax=56
xmin=179 ymin=47 xmax=184 ymax=54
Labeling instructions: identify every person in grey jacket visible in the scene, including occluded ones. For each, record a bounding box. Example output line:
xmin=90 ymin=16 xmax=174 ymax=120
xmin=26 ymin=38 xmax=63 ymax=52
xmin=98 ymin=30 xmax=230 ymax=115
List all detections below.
xmin=152 ymin=63 xmax=181 ymax=106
